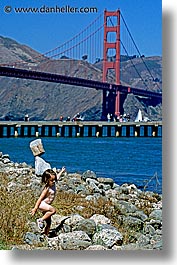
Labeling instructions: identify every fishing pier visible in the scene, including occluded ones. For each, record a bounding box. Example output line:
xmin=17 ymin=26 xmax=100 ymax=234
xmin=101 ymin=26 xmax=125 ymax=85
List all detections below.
xmin=0 ymin=121 xmax=162 ymax=138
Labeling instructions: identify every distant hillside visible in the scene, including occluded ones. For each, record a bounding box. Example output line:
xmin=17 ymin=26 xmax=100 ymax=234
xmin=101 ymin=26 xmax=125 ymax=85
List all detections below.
xmin=94 ymin=55 xmax=162 ymax=92
xmin=0 ymin=36 xmax=162 ymax=121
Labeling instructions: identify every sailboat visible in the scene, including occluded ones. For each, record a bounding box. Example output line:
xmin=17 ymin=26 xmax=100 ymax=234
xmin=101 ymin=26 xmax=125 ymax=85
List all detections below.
xmin=135 ymin=109 xmax=143 ymax=122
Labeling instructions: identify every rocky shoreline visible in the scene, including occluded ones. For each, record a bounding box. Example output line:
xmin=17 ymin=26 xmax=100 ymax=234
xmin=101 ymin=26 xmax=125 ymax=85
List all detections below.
xmin=0 ymin=152 xmax=162 ymax=250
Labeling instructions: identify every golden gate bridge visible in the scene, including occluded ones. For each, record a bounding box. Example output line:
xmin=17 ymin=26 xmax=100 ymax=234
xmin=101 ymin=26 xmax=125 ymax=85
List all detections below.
xmin=0 ymin=9 xmax=162 ymax=119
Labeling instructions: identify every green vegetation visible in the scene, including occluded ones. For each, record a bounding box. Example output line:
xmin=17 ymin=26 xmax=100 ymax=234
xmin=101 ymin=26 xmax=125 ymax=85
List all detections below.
xmin=0 ymin=172 xmax=121 ymax=248
xmin=0 ymin=171 xmax=162 ymax=249
xmin=0 ymin=240 xmax=10 ymax=250
xmin=0 ymin=173 xmax=35 ymax=247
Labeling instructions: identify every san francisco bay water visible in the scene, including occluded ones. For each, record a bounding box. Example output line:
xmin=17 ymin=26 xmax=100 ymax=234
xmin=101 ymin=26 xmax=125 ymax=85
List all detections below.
xmin=0 ymin=137 xmax=162 ymax=193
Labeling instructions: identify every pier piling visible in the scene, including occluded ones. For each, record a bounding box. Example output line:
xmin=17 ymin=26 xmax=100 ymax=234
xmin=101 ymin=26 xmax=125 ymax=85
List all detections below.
xmin=0 ymin=121 xmax=162 ymax=138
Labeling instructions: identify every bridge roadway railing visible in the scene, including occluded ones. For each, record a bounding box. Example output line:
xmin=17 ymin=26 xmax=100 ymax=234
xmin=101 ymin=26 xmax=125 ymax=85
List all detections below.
xmin=0 ymin=121 xmax=162 ymax=137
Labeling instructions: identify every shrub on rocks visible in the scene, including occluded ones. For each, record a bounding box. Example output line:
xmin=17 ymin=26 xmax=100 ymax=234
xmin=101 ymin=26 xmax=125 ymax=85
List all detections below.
xmin=0 ymin=152 xmax=162 ymax=250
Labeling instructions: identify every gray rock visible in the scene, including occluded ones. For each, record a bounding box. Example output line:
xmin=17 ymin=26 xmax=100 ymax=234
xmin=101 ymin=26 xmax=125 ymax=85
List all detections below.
xmin=90 ymin=214 xmax=111 ymax=225
xmin=96 ymin=223 xmax=118 ymax=232
xmin=98 ymin=183 xmax=112 ymax=191
xmin=129 ymin=210 xmax=148 ymax=221
xmin=72 ymin=219 xmax=96 ymax=237
xmin=143 ymin=223 xmax=156 ymax=236
xmin=82 ymin=170 xmax=97 ymax=181
xmin=115 ymin=200 xmax=138 ymax=214
xmin=47 ymin=236 xmax=59 ymax=250
xmin=1 ymin=151 xmax=163 ymax=250
xmin=2 ymin=154 xmax=10 ymax=159
xmin=59 ymin=231 xmax=92 ymax=250
xmin=97 ymin=177 xmax=114 ymax=187
xmin=136 ymin=234 xmax=150 ymax=246
xmin=65 ymin=214 xmax=84 ymax=227
xmin=149 ymin=209 xmax=162 ymax=221
xmin=74 ymin=184 xmax=88 ymax=194
xmin=85 ymin=245 xmax=109 ymax=250
xmin=92 ymin=229 xmax=123 ymax=248
xmin=24 ymin=232 xmax=43 ymax=246
xmin=121 ymin=216 xmax=144 ymax=231
xmin=86 ymin=178 xmax=101 ymax=193
xmin=2 ymin=158 xmax=11 ymax=164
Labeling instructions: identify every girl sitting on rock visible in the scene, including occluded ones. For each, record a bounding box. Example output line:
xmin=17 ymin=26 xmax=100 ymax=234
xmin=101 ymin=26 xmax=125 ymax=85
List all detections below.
xmin=30 ymin=167 xmax=66 ymax=236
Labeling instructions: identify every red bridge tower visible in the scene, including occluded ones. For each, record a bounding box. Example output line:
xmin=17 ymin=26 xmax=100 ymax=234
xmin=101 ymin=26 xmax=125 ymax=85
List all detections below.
xmin=103 ymin=10 xmax=120 ymax=117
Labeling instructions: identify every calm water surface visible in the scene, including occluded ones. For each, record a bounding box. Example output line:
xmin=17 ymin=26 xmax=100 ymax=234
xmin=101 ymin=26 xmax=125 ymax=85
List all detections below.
xmin=0 ymin=137 xmax=162 ymax=193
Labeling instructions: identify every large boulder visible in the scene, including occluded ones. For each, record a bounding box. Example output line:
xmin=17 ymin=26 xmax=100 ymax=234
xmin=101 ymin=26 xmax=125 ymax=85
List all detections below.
xmin=58 ymin=231 xmax=92 ymax=250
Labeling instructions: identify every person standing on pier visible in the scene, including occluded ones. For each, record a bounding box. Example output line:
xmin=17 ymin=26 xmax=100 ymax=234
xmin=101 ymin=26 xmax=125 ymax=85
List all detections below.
xmin=107 ymin=113 xmax=111 ymax=122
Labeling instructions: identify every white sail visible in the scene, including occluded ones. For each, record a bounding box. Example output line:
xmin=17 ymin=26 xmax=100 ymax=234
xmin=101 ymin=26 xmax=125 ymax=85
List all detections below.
xmin=135 ymin=109 xmax=143 ymax=122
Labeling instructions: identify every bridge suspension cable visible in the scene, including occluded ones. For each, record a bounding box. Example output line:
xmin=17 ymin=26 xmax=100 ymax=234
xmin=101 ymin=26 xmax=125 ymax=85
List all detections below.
xmin=1 ymin=12 xmax=104 ymax=68
xmin=120 ymin=12 xmax=161 ymax=91
xmin=120 ymin=40 xmax=149 ymax=90
xmin=0 ymin=9 xmax=161 ymax=92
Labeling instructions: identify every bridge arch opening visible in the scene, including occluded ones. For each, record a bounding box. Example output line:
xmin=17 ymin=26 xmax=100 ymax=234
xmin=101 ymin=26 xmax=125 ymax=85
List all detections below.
xmin=106 ymin=48 xmax=116 ymax=61
xmin=106 ymin=15 xmax=118 ymax=27
xmin=107 ymin=32 xmax=117 ymax=43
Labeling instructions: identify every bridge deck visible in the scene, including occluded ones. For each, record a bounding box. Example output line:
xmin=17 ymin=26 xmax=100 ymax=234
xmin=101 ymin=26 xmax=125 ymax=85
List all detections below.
xmin=0 ymin=66 xmax=162 ymax=100
xmin=0 ymin=121 xmax=162 ymax=137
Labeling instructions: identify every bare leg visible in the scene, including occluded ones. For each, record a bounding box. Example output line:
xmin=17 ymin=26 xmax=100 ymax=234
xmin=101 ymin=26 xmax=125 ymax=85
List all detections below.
xmin=38 ymin=201 xmax=56 ymax=235
xmin=41 ymin=206 xmax=56 ymax=221
xmin=39 ymin=201 xmax=56 ymax=221
xmin=44 ymin=217 xmax=51 ymax=235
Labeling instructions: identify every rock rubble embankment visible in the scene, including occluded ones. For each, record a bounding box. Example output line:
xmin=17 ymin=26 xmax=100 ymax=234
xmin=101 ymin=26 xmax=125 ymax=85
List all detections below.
xmin=0 ymin=152 xmax=162 ymax=250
